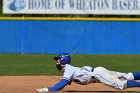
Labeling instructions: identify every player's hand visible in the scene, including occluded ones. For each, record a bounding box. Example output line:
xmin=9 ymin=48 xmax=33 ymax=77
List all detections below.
xmin=36 ymin=88 xmax=48 ymax=92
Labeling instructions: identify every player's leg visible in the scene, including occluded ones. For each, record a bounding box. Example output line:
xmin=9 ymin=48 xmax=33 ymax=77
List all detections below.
xmin=127 ymin=80 xmax=140 ymax=88
xmin=109 ymin=71 xmax=140 ymax=80
xmin=131 ymin=72 xmax=140 ymax=80
xmin=109 ymin=71 xmax=133 ymax=80
xmin=126 ymin=72 xmax=140 ymax=88
xmin=93 ymin=67 xmax=127 ymax=90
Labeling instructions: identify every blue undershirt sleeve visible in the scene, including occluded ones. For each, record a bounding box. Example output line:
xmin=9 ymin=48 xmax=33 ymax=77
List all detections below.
xmin=48 ymin=79 xmax=69 ymax=92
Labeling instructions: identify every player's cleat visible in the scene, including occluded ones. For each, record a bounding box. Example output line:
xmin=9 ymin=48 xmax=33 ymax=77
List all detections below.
xmin=36 ymin=88 xmax=48 ymax=92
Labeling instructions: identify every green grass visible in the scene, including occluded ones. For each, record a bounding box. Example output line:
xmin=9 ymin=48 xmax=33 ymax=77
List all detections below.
xmin=0 ymin=54 xmax=140 ymax=75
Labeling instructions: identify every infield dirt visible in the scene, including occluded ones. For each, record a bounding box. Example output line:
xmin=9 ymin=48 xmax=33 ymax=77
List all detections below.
xmin=0 ymin=76 xmax=140 ymax=93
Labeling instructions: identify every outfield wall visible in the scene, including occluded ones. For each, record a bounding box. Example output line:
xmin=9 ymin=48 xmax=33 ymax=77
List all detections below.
xmin=0 ymin=19 xmax=140 ymax=54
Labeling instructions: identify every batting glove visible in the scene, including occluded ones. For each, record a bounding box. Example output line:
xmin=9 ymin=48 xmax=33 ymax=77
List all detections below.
xmin=36 ymin=88 xmax=48 ymax=92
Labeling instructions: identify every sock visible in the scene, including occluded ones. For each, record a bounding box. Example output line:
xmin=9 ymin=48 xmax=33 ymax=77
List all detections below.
xmin=127 ymin=80 xmax=140 ymax=87
xmin=132 ymin=72 xmax=140 ymax=80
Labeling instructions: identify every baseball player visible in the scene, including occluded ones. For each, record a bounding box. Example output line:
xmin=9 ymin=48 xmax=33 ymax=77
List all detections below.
xmin=36 ymin=53 xmax=140 ymax=92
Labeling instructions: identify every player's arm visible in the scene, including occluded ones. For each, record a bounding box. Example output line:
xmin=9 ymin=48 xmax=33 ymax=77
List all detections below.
xmin=48 ymin=78 xmax=69 ymax=91
xmin=36 ymin=79 xmax=69 ymax=92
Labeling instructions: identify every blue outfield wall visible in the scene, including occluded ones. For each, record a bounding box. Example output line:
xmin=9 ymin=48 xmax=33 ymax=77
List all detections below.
xmin=0 ymin=20 xmax=140 ymax=54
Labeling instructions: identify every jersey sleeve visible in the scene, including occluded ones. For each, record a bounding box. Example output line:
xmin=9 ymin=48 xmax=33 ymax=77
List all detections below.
xmin=48 ymin=79 xmax=69 ymax=92
xmin=63 ymin=64 xmax=77 ymax=81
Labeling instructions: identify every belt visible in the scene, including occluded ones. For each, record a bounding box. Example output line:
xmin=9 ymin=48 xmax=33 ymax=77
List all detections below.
xmin=91 ymin=68 xmax=94 ymax=72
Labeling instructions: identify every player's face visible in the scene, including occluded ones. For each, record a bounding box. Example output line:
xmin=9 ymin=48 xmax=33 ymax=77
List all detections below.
xmin=56 ymin=59 xmax=65 ymax=71
xmin=56 ymin=59 xmax=60 ymax=64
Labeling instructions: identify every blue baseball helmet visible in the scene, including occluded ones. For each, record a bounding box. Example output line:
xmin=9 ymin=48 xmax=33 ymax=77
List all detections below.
xmin=54 ymin=53 xmax=71 ymax=64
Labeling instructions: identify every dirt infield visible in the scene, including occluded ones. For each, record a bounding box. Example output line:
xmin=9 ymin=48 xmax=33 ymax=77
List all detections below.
xmin=0 ymin=76 xmax=140 ymax=93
